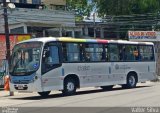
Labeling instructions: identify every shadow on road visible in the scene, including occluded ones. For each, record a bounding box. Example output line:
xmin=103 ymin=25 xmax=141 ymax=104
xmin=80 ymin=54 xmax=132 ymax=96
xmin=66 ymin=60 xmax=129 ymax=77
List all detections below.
xmin=10 ymin=85 xmax=151 ymax=100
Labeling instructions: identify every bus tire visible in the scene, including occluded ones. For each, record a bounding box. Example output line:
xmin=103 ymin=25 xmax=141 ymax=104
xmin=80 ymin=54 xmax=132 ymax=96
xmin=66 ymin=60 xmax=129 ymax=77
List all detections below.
xmin=38 ymin=91 xmax=50 ymax=97
xmin=100 ymin=85 xmax=113 ymax=90
xmin=123 ymin=73 xmax=137 ymax=89
xmin=62 ymin=78 xmax=76 ymax=96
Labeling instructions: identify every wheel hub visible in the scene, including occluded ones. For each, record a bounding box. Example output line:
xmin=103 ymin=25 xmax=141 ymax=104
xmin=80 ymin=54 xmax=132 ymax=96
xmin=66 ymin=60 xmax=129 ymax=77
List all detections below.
xmin=67 ymin=82 xmax=74 ymax=91
xmin=129 ymin=76 xmax=135 ymax=86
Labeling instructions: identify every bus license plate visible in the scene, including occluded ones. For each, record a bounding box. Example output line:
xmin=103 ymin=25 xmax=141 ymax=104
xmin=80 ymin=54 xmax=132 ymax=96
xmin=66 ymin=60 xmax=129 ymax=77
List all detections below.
xmin=17 ymin=85 xmax=23 ymax=90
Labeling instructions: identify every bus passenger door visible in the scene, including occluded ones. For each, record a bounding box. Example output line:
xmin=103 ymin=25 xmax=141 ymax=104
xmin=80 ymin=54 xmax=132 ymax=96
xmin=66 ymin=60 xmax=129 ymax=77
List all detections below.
xmin=109 ymin=44 xmax=125 ymax=84
xmin=41 ymin=42 xmax=63 ymax=91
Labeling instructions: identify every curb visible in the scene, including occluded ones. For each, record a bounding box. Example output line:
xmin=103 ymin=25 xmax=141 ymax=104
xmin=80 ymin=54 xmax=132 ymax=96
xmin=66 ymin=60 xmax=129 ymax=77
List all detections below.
xmin=151 ymin=78 xmax=160 ymax=82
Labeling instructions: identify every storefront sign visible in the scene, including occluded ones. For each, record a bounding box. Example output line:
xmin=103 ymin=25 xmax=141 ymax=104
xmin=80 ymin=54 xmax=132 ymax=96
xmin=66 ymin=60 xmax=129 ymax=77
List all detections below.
xmin=128 ymin=31 xmax=159 ymax=41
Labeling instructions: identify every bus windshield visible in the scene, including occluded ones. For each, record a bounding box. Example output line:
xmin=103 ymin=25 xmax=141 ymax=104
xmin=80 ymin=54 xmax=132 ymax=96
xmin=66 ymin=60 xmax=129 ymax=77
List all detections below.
xmin=9 ymin=42 xmax=42 ymax=76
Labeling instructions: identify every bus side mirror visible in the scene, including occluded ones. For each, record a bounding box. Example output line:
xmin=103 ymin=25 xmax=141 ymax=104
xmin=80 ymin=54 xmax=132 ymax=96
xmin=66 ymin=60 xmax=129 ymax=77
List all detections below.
xmin=43 ymin=50 xmax=49 ymax=58
xmin=42 ymin=52 xmax=46 ymax=58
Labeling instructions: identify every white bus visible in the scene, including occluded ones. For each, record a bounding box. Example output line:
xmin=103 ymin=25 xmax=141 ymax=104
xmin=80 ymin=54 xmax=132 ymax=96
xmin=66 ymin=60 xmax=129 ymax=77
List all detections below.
xmin=9 ymin=37 xmax=157 ymax=96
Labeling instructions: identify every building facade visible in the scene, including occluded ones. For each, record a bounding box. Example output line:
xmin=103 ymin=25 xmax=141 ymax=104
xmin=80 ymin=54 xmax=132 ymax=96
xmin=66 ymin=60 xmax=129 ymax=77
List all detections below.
xmin=1 ymin=0 xmax=66 ymax=5
xmin=0 ymin=0 xmax=82 ymax=38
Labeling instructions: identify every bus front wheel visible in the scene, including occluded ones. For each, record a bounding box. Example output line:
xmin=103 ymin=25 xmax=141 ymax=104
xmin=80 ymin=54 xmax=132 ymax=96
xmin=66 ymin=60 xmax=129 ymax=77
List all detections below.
xmin=38 ymin=91 xmax=51 ymax=97
xmin=62 ymin=78 xmax=76 ymax=96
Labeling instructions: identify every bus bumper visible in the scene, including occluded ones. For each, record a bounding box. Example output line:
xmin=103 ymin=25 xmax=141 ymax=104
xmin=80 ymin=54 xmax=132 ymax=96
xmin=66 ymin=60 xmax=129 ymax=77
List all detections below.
xmin=9 ymin=82 xmax=42 ymax=92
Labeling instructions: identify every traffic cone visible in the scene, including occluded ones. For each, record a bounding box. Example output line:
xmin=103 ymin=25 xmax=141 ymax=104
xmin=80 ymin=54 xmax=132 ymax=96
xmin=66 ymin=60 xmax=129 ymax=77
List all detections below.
xmin=4 ymin=75 xmax=14 ymax=96
xmin=4 ymin=75 xmax=10 ymax=91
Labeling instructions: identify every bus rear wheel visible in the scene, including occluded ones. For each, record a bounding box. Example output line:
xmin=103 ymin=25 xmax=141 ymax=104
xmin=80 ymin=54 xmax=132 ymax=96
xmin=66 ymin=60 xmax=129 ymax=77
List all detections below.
xmin=101 ymin=85 xmax=113 ymax=90
xmin=38 ymin=91 xmax=51 ymax=97
xmin=123 ymin=74 xmax=137 ymax=89
xmin=62 ymin=78 xmax=76 ymax=96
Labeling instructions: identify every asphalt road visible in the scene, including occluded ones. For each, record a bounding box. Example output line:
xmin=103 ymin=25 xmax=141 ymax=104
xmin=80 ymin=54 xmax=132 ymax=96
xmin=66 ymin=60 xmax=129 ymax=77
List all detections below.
xmin=0 ymin=82 xmax=160 ymax=113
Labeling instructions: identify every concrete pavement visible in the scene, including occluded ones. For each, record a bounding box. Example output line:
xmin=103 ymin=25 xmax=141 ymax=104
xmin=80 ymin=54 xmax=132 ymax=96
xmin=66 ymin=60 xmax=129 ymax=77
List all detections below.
xmin=0 ymin=81 xmax=158 ymax=98
xmin=0 ymin=81 xmax=159 ymax=108
xmin=0 ymin=80 xmax=160 ymax=113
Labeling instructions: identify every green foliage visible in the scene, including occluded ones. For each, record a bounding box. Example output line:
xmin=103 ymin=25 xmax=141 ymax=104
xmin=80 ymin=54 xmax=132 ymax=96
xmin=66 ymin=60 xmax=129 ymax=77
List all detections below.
xmin=93 ymin=0 xmax=160 ymax=17
xmin=93 ymin=0 xmax=132 ymax=16
xmin=66 ymin=0 xmax=94 ymax=20
xmin=66 ymin=0 xmax=160 ymax=19
xmin=75 ymin=16 xmax=84 ymax=21
xmin=131 ymin=0 xmax=160 ymax=14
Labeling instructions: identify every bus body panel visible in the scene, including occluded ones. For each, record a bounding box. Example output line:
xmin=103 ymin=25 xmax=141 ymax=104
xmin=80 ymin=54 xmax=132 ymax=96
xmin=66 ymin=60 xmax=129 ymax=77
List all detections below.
xmin=84 ymin=62 xmax=110 ymax=87
xmin=41 ymin=67 xmax=63 ymax=91
xmin=124 ymin=62 xmax=156 ymax=82
xmin=109 ymin=62 xmax=126 ymax=85
xmin=62 ymin=62 xmax=126 ymax=88
xmin=62 ymin=63 xmax=87 ymax=87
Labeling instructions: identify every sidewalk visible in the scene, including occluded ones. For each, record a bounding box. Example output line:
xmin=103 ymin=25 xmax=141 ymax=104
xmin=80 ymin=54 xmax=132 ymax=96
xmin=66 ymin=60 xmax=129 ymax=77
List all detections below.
xmin=0 ymin=90 xmax=37 ymax=98
xmin=0 ymin=90 xmax=14 ymax=97
xmin=0 ymin=88 xmax=19 ymax=97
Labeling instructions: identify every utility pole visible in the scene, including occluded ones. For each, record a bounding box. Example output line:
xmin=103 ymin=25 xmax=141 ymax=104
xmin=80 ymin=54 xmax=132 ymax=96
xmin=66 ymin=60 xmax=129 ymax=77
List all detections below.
xmin=3 ymin=0 xmax=14 ymax=96
xmin=93 ymin=12 xmax=96 ymax=38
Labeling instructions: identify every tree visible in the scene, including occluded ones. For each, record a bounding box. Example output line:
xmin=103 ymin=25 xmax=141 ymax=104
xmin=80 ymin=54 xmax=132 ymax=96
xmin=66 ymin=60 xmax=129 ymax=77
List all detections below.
xmin=66 ymin=0 xmax=94 ymax=21
xmin=131 ymin=0 xmax=160 ymax=14
xmin=93 ymin=0 xmax=160 ymax=17
xmin=93 ymin=0 xmax=132 ymax=17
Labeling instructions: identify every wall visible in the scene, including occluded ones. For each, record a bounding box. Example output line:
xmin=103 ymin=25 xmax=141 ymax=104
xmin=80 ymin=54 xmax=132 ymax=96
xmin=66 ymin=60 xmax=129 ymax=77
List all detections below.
xmin=1 ymin=0 xmax=66 ymax=5
xmin=42 ymin=0 xmax=66 ymax=5
xmin=0 ymin=34 xmax=31 ymax=59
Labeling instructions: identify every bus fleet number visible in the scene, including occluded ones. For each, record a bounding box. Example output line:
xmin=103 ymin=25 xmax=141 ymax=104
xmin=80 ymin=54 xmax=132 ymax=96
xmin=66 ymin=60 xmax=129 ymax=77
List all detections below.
xmin=78 ymin=66 xmax=90 ymax=71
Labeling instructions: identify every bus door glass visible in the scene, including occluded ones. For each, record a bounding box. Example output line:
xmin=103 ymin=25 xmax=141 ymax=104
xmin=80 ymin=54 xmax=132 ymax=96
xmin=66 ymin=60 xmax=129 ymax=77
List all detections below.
xmin=109 ymin=44 xmax=125 ymax=82
xmin=41 ymin=42 xmax=62 ymax=90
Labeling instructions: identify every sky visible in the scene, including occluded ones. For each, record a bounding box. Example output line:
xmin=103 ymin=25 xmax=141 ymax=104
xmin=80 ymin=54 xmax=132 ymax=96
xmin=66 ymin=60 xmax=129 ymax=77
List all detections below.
xmin=83 ymin=0 xmax=102 ymax=22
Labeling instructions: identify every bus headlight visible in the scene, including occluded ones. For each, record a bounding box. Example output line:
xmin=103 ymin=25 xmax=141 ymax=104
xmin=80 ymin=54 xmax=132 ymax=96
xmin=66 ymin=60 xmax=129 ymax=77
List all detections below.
xmin=35 ymin=76 xmax=38 ymax=80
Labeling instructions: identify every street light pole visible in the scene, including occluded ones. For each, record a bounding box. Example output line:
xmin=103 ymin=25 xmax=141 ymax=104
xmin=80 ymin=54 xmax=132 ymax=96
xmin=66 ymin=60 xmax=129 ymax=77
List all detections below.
xmin=3 ymin=0 xmax=14 ymax=96
xmin=3 ymin=0 xmax=10 ymax=63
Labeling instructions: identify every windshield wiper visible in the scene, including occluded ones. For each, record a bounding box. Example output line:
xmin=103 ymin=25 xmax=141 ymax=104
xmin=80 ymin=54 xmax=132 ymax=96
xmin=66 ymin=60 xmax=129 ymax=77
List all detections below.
xmin=12 ymin=59 xmax=21 ymax=74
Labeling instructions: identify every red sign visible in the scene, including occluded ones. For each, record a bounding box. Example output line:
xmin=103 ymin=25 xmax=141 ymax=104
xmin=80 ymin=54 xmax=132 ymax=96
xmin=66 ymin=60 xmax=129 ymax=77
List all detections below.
xmin=0 ymin=34 xmax=31 ymax=59
xmin=128 ymin=31 xmax=156 ymax=40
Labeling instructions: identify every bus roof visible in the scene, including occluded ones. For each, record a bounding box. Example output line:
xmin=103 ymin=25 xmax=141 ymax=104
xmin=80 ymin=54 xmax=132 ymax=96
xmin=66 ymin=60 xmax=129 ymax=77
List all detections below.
xmin=18 ymin=37 xmax=154 ymax=45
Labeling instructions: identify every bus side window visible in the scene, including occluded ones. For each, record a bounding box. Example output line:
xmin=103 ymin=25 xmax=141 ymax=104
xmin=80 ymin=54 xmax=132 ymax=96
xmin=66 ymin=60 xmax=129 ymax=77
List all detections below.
xmin=139 ymin=45 xmax=154 ymax=61
xmin=109 ymin=44 xmax=119 ymax=61
xmin=103 ymin=45 xmax=108 ymax=61
xmin=119 ymin=45 xmax=126 ymax=61
xmin=62 ymin=43 xmax=81 ymax=62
